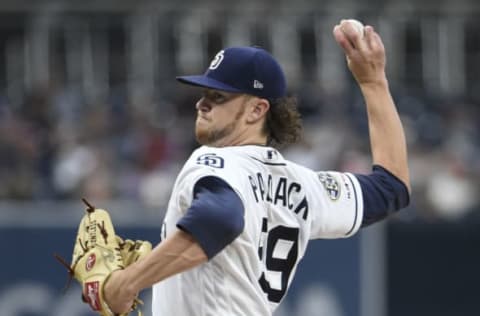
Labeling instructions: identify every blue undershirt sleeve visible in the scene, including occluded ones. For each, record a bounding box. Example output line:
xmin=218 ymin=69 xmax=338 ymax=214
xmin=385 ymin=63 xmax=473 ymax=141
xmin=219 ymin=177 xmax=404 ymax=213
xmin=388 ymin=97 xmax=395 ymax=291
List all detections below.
xmin=176 ymin=176 xmax=245 ymax=260
xmin=355 ymin=165 xmax=410 ymax=227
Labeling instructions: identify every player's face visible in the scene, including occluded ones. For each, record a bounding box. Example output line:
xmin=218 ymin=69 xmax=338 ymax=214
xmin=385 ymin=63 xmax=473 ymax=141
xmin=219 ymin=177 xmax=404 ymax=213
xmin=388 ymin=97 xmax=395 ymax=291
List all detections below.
xmin=195 ymin=89 xmax=249 ymax=146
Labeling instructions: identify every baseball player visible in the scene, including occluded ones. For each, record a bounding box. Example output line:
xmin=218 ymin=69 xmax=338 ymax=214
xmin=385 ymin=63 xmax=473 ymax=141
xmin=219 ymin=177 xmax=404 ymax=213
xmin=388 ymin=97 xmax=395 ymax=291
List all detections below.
xmin=102 ymin=20 xmax=410 ymax=315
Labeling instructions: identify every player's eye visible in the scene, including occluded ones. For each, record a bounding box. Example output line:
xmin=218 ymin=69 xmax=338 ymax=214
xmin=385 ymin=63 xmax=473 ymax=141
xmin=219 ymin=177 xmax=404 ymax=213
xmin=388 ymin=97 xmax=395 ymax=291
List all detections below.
xmin=203 ymin=90 xmax=229 ymax=104
xmin=211 ymin=92 xmax=227 ymax=104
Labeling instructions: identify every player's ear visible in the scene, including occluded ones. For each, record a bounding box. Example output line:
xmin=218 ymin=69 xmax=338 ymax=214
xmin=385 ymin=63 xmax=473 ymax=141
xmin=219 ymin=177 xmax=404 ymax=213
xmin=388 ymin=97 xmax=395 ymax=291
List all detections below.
xmin=246 ymin=98 xmax=270 ymax=124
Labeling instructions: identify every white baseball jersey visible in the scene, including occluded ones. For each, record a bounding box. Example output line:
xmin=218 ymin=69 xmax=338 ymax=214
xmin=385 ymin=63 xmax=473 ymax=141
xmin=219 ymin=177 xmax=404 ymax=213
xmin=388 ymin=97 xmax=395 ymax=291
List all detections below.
xmin=152 ymin=145 xmax=364 ymax=316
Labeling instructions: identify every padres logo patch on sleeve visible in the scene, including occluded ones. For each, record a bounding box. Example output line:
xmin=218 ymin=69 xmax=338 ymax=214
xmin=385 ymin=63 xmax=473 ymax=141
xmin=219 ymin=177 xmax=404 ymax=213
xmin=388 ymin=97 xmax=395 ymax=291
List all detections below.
xmin=196 ymin=153 xmax=225 ymax=168
xmin=317 ymin=172 xmax=341 ymax=201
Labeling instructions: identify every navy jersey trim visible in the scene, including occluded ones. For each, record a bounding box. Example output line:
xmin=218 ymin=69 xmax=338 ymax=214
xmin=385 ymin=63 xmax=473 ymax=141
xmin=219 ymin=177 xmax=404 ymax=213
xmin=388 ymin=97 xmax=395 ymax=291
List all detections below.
xmin=177 ymin=176 xmax=245 ymax=259
xmin=344 ymin=173 xmax=359 ymax=236
xmin=356 ymin=165 xmax=410 ymax=227
xmin=249 ymin=156 xmax=287 ymax=166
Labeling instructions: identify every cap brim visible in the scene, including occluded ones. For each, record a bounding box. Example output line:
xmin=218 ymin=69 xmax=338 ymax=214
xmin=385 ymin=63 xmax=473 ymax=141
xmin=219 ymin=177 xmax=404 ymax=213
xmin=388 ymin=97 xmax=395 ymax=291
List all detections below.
xmin=176 ymin=75 xmax=244 ymax=93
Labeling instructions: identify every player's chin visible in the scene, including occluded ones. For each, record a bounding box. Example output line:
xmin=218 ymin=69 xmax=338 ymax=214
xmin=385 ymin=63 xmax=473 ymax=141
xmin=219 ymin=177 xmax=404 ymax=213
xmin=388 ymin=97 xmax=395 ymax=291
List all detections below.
xmin=196 ymin=116 xmax=210 ymax=129
xmin=195 ymin=127 xmax=210 ymax=145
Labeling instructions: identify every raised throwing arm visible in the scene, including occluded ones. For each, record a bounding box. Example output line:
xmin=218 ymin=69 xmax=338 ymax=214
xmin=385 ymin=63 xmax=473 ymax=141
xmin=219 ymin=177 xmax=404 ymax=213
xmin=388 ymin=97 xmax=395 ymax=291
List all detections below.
xmin=333 ymin=21 xmax=411 ymax=192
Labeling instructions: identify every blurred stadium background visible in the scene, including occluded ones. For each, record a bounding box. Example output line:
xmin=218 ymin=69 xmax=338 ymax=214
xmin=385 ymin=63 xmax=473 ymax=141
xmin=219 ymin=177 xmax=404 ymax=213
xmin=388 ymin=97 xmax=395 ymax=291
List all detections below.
xmin=0 ymin=0 xmax=479 ymax=315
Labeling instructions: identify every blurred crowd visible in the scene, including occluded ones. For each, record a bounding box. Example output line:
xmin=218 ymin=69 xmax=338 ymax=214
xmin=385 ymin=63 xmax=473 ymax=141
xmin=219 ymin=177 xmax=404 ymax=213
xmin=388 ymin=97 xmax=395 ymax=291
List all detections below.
xmin=0 ymin=2 xmax=478 ymax=223
xmin=0 ymin=78 xmax=479 ymax=223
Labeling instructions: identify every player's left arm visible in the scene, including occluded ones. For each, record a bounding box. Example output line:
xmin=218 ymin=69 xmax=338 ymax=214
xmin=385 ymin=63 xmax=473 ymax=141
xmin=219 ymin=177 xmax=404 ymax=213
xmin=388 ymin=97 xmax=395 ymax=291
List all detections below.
xmin=333 ymin=21 xmax=410 ymax=226
xmin=333 ymin=22 xmax=410 ymax=191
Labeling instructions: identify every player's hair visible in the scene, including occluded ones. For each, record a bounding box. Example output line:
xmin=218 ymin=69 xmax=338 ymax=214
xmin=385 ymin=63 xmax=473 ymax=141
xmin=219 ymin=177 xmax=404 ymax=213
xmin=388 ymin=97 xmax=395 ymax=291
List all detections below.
xmin=263 ymin=96 xmax=303 ymax=148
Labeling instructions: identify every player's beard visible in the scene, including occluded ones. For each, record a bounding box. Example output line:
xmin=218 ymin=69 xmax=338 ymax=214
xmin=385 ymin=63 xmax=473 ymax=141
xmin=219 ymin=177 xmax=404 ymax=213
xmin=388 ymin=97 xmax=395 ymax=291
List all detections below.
xmin=195 ymin=104 xmax=246 ymax=146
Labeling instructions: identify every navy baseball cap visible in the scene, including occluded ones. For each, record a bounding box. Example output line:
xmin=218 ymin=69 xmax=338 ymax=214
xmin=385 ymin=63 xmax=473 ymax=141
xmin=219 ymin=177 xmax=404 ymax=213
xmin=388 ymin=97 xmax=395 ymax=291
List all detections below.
xmin=176 ymin=46 xmax=287 ymax=99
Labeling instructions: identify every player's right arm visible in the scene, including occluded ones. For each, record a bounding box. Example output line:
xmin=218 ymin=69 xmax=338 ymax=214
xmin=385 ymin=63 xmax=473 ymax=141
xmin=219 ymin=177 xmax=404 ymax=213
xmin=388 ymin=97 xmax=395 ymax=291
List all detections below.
xmin=333 ymin=21 xmax=410 ymax=192
xmin=102 ymin=173 xmax=245 ymax=314
xmin=103 ymin=228 xmax=208 ymax=313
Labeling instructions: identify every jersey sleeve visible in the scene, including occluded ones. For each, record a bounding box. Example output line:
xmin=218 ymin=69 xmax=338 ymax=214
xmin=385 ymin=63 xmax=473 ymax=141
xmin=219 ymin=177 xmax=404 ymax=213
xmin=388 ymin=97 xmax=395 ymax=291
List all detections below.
xmin=356 ymin=165 xmax=410 ymax=227
xmin=177 ymin=176 xmax=245 ymax=259
xmin=171 ymin=149 xmax=247 ymax=257
xmin=175 ymin=150 xmax=243 ymax=205
xmin=309 ymin=171 xmax=364 ymax=239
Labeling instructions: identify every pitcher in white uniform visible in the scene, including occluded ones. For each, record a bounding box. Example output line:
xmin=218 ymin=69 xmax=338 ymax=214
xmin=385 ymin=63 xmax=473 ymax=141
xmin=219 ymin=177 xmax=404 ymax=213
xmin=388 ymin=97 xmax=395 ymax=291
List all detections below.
xmin=102 ymin=20 xmax=411 ymax=316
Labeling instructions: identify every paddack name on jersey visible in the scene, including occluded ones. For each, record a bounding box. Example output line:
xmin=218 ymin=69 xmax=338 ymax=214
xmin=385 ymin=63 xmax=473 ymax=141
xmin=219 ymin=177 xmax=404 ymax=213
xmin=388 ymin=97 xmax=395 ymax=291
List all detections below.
xmin=248 ymin=173 xmax=309 ymax=220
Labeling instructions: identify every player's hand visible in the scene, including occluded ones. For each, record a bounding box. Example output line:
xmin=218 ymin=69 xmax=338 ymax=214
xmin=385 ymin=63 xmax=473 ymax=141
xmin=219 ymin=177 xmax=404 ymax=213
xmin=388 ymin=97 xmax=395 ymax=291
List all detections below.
xmin=333 ymin=21 xmax=387 ymax=86
xmin=103 ymin=269 xmax=137 ymax=314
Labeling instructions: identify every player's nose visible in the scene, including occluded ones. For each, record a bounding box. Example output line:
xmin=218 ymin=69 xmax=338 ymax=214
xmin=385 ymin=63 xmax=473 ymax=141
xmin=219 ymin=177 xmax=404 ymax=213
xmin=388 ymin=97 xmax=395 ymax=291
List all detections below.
xmin=196 ymin=97 xmax=210 ymax=112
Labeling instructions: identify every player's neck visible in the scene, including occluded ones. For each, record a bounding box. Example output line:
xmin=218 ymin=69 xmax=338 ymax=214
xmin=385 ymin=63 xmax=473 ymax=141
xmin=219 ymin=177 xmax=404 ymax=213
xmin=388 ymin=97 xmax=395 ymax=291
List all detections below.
xmin=207 ymin=133 xmax=267 ymax=148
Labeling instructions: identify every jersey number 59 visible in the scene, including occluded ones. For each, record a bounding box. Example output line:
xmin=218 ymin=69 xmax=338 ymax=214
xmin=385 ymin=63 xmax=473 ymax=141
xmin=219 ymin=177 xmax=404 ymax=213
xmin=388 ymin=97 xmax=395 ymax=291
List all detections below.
xmin=258 ymin=218 xmax=300 ymax=303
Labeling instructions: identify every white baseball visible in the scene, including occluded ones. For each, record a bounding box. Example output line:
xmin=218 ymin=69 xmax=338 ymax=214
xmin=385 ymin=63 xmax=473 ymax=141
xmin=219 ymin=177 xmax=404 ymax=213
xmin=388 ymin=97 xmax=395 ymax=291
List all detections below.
xmin=342 ymin=19 xmax=365 ymax=38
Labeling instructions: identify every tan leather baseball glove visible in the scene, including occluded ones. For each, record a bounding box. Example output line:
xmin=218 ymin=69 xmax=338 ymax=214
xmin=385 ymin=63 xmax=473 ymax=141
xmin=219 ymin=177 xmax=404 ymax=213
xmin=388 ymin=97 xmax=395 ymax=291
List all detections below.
xmin=55 ymin=199 xmax=152 ymax=316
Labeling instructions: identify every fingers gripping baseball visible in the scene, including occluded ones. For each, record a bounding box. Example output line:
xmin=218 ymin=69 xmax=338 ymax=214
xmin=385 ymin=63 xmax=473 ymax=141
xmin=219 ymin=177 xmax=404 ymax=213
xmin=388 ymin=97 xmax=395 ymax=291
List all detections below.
xmin=333 ymin=20 xmax=387 ymax=85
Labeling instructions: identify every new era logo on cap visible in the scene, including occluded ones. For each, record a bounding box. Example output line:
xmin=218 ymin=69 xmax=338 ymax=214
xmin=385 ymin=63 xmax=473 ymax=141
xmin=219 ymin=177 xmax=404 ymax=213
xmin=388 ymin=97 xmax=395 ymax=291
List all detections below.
xmin=177 ymin=46 xmax=287 ymax=99
xmin=253 ymin=80 xmax=264 ymax=90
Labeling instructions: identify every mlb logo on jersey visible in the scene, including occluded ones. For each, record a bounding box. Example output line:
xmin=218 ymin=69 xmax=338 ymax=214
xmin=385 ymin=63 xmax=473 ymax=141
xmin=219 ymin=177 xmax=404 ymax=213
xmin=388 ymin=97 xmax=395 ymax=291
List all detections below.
xmin=264 ymin=149 xmax=279 ymax=161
